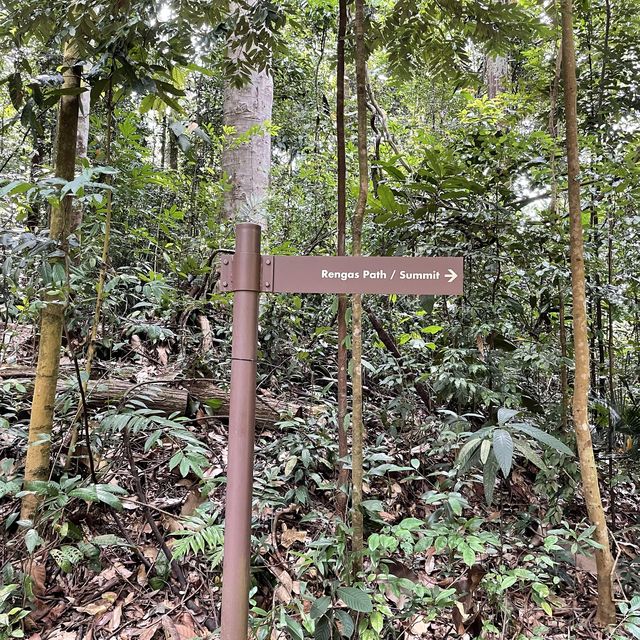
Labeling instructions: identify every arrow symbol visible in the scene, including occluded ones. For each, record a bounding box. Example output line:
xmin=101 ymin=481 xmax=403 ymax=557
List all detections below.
xmin=445 ymin=269 xmax=458 ymax=283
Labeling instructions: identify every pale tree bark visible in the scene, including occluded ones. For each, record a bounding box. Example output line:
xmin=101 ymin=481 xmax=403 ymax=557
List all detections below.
xmin=221 ymin=1 xmax=273 ymax=227
xmin=484 ymin=0 xmax=511 ymax=98
xmin=69 ymin=87 xmax=90 ymax=233
xmin=485 ymin=55 xmax=509 ymax=99
xmin=561 ymin=0 xmax=616 ymax=625
xmin=21 ymin=42 xmax=81 ymax=520
xmin=65 ymin=82 xmax=115 ymax=468
xmin=335 ymin=0 xmax=349 ymax=518
xmin=351 ymin=0 xmax=368 ymax=566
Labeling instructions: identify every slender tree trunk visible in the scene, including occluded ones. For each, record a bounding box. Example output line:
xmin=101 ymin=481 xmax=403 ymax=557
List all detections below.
xmin=21 ymin=42 xmax=81 ymax=520
xmin=66 ymin=82 xmax=115 ymax=467
xmin=160 ymin=115 xmax=167 ymax=169
xmin=548 ymin=39 xmax=569 ymax=430
xmin=221 ymin=0 xmax=273 ymax=227
xmin=350 ymin=0 xmax=368 ymax=565
xmin=559 ymin=290 xmax=569 ymax=430
xmin=560 ymin=1 xmax=616 ymax=625
xmin=607 ymin=212 xmax=616 ymax=530
xmin=168 ymin=120 xmax=178 ymax=171
xmin=335 ymin=0 xmax=349 ymax=518
xmin=70 ymin=87 xmax=90 ymax=233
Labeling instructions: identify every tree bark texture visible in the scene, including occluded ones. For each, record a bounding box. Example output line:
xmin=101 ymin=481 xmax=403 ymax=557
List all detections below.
xmin=1 ymin=370 xmax=300 ymax=425
xmin=221 ymin=0 xmax=273 ymax=228
xmin=69 ymin=86 xmax=90 ymax=233
xmin=335 ymin=0 xmax=349 ymax=518
xmin=21 ymin=42 xmax=81 ymax=520
xmin=561 ymin=0 xmax=616 ymax=625
xmin=350 ymin=0 xmax=369 ymax=563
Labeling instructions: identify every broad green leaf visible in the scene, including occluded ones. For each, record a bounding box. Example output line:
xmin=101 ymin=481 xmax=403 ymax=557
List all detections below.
xmin=25 ymin=529 xmax=40 ymax=554
xmin=334 ymin=610 xmax=355 ymax=638
xmin=483 ymin=453 xmax=499 ymax=505
xmin=370 ymin=611 xmax=383 ymax=633
xmin=480 ymin=439 xmax=491 ymax=464
xmin=456 ymin=437 xmax=482 ymax=469
xmin=512 ymin=438 xmax=546 ymax=470
xmin=492 ymin=429 xmax=513 ymax=477
xmin=377 ymin=184 xmax=397 ymax=210
xmin=460 ymin=543 xmax=476 ymax=566
xmin=510 ymin=423 xmax=574 ymax=456
xmin=497 ymin=408 xmax=519 ymax=425
xmin=284 ymin=614 xmax=304 ymax=640
xmin=310 ymin=596 xmax=331 ymax=620
xmin=336 ymin=587 xmax=373 ymax=613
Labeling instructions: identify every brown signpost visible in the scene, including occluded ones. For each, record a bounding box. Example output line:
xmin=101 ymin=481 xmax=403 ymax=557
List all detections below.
xmin=219 ymin=223 xmax=463 ymax=640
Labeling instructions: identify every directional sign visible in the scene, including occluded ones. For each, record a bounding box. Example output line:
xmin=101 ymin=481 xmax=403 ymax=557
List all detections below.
xmin=221 ymin=255 xmax=464 ymax=295
xmin=218 ymin=224 xmax=463 ymax=640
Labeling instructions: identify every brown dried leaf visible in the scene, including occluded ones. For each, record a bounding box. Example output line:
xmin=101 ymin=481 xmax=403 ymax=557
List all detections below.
xmin=139 ymin=624 xmax=160 ymax=640
xmin=280 ymin=527 xmax=306 ymax=549
xmin=137 ymin=564 xmax=148 ymax=586
xmin=408 ymin=614 xmax=431 ymax=636
xmin=24 ymin=561 xmax=46 ymax=596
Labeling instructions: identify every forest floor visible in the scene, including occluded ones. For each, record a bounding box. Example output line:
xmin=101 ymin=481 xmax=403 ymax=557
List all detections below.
xmin=1 ymin=342 xmax=639 ymax=640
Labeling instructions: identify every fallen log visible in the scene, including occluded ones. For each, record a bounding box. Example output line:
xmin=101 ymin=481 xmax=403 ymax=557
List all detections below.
xmin=0 ymin=367 xmax=301 ymax=424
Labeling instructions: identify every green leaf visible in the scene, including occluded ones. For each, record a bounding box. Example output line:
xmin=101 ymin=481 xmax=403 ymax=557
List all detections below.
xmin=480 ymin=439 xmax=491 ymax=464
xmin=512 ymin=438 xmax=546 ymax=470
xmin=25 ymin=529 xmax=40 ymax=554
xmin=0 ymin=180 xmax=33 ymax=198
xmin=314 ymin=616 xmax=332 ymax=640
xmin=460 ymin=543 xmax=476 ymax=566
xmin=378 ymin=184 xmax=397 ymax=211
xmin=310 ymin=596 xmax=331 ymax=620
xmin=334 ymin=610 xmax=355 ymax=637
xmin=284 ymin=614 xmax=304 ymax=640
xmin=510 ymin=423 xmax=574 ymax=456
xmin=336 ymin=587 xmax=373 ymax=613
xmin=370 ymin=611 xmax=383 ymax=633
xmin=497 ymin=408 xmax=520 ymax=425
xmin=626 ymin=622 xmax=640 ymax=640
xmin=483 ymin=453 xmax=499 ymax=505
xmin=492 ymin=429 xmax=513 ymax=477
xmin=456 ymin=437 xmax=482 ymax=470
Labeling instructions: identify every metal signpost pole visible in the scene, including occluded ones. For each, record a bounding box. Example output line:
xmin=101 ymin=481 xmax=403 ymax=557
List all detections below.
xmin=218 ymin=228 xmax=463 ymax=639
xmin=220 ymin=223 xmax=262 ymax=640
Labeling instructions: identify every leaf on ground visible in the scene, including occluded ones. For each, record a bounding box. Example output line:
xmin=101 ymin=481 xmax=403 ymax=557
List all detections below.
xmin=280 ymin=526 xmax=306 ymax=549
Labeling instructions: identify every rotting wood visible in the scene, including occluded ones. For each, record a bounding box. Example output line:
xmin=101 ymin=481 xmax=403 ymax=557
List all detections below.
xmin=1 ymin=368 xmax=302 ymax=424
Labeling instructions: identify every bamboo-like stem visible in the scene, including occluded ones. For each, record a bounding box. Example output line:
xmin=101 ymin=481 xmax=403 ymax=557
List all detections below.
xmin=21 ymin=42 xmax=81 ymax=520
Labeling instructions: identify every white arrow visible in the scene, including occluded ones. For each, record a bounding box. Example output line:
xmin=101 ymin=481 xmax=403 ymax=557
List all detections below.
xmin=445 ymin=269 xmax=458 ymax=283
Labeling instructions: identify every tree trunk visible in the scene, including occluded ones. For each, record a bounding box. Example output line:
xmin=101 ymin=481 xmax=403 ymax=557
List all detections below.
xmin=484 ymin=0 xmax=510 ymax=98
xmin=335 ymin=0 xmax=349 ymax=518
xmin=560 ymin=0 xmax=616 ymax=625
xmin=1 ymin=369 xmax=302 ymax=424
xmin=221 ymin=0 xmax=273 ymax=227
xmin=21 ymin=42 xmax=81 ymax=521
xmin=69 ymin=87 xmax=91 ymax=233
xmin=351 ymin=0 xmax=369 ymax=565
xmin=485 ymin=55 xmax=509 ymax=99
xmin=168 ymin=120 xmax=178 ymax=170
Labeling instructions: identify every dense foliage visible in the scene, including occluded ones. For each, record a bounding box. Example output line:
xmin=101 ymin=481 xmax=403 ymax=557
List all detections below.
xmin=0 ymin=0 xmax=639 ymax=639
